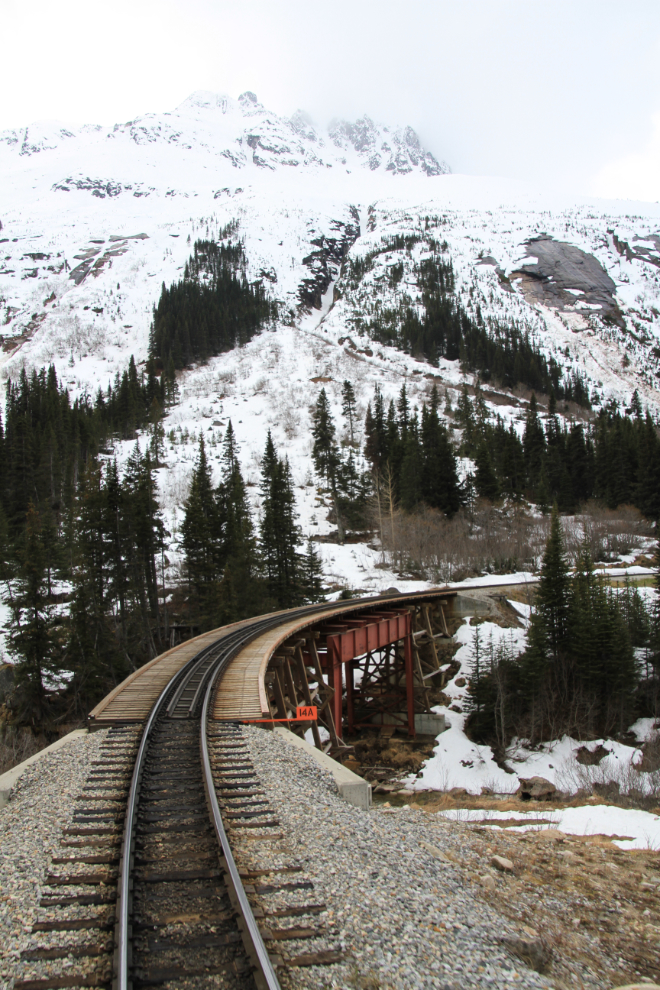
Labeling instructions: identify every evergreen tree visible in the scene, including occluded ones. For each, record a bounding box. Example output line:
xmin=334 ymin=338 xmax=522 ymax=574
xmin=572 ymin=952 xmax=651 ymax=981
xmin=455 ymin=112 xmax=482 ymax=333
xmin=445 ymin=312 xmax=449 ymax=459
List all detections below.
xmin=420 ymin=394 xmax=461 ymax=517
xmin=523 ymin=394 xmax=546 ymax=496
xmin=311 ymin=388 xmax=339 ymax=483
xmin=150 ymin=239 xmax=276 ymax=368
xmin=302 ymin=539 xmax=325 ymax=602
xmin=260 ymin=436 xmax=302 ymax=609
xmin=474 ymin=444 xmax=500 ymax=502
xmin=216 ymin=422 xmax=260 ymax=621
xmin=182 ymin=438 xmax=218 ymax=627
xmin=536 ymin=505 xmax=570 ymax=659
xmin=6 ymin=503 xmax=63 ymax=725
xmin=341 ymin=380 xmax=357 ymax=446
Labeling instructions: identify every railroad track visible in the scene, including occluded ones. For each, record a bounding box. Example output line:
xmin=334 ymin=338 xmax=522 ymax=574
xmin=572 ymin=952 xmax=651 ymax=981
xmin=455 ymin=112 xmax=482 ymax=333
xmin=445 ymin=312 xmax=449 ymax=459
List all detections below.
xmin=16 ymin=600 xmax=360 ymax=990
xmin=14 ymin=591 xmax=457 ymax=990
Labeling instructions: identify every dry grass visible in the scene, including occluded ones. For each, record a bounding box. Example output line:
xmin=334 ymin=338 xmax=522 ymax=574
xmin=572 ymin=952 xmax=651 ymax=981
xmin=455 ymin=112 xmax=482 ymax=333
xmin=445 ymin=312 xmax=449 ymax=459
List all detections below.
xmin=384 ymin=800 xmax=660 ymax=985
xmin=463 ymin=824 xmax=660 ymax=986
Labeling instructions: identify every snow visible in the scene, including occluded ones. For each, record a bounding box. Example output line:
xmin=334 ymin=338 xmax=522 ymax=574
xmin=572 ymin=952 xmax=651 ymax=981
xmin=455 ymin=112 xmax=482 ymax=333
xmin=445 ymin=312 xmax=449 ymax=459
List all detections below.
xmin=1 ymin=91 xmax=659 ymax=753
xmin=436 ymin=805 xmax=660 ymax=851
xmin=408 ymin=614 xmax=660 ymax=798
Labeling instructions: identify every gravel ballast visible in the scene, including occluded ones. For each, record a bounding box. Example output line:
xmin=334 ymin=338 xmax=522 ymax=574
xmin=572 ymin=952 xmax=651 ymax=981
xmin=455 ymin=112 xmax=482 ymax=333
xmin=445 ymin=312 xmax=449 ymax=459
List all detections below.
xmin=244 ymin=725 xmax=616 ymax=990
xmin=0 ymin=730 xmax=110 ymax=990
xmin=0 ymin=725 xmax=631 ymax=990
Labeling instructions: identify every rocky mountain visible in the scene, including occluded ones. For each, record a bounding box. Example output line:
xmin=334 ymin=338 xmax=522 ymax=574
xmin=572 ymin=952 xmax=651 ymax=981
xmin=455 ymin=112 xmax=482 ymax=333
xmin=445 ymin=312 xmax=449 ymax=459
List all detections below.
xmin=0 ymin=90 xmax=449 ymax=179
xmin=0 ymin=91 xmax=659 ymax=540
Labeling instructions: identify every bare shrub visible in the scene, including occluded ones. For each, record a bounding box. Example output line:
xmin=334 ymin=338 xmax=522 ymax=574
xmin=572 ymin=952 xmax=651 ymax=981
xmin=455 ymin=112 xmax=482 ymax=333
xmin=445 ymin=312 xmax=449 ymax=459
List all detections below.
xmin=564 ymin=502 xmax=654 ymax=564
xmin=378 ymin=500 xmax=655 ymax=582
xmin=556 ymin=734 xmax=660 ymax=808
xmin=377 ymin=503 xmax=550 ymax=583
xmin=158 ymin=465 xmax=192 ymax=514
xmin=281 ymin=405 xmax=300 ymax=439
xmin=0 ymin=726 xmax=48 ymax=774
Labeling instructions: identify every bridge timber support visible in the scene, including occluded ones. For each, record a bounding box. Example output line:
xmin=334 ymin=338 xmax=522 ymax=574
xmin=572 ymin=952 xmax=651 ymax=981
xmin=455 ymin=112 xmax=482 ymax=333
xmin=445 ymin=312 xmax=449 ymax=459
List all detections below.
xmin=88 ymin=590 xmax=463 ymax=761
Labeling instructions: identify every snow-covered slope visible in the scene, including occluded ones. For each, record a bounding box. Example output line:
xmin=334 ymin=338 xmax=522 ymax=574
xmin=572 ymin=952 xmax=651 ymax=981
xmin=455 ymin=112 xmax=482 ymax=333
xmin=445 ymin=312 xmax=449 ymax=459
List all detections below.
xmin=1 ymin=90 xmax=659 ymax=412
xmin=1 ymin=90 xmax=660 ymax=564
xmin=1 ymin=92 xmax=659 ymax=793
xmin=1 ymin=90 xmax=660 ymax=556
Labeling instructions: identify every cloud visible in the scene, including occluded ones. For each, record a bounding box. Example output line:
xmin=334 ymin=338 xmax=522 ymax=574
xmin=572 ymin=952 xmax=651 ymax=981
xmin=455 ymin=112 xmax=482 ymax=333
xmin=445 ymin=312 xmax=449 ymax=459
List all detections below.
xmin=592 ymin=112 xmax=660 ymax=203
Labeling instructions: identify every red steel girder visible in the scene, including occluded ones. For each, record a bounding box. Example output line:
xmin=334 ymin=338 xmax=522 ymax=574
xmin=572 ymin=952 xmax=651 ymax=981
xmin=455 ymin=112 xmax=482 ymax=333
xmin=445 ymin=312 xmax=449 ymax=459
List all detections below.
xmin=324 ymin=610 xmax=415 ymax=738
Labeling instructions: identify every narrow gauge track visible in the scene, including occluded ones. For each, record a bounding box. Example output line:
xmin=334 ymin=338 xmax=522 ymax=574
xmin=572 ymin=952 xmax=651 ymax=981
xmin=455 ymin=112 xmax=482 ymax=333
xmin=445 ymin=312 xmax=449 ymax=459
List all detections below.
xmin=116 ymin=600 xmax=359 ymax=990
xmin=15 ymin=593 xmax=431 ymax=990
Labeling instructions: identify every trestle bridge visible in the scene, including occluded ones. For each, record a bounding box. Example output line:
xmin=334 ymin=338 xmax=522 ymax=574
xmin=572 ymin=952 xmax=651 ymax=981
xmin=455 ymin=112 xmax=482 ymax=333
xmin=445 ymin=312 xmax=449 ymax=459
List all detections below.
xmin=16 ymin=588 xmax=501 ymax=990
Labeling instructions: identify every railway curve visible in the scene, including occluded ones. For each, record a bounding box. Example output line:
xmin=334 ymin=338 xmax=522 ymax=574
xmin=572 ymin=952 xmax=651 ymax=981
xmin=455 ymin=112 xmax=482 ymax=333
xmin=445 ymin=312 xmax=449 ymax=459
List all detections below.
xmin=84 ymin=590 xmax=456 ymax=989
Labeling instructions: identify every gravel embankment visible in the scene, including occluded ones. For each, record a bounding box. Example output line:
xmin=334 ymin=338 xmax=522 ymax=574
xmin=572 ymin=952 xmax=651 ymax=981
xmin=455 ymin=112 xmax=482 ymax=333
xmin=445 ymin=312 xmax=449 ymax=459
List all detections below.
xmin=1 ymin=726 xmax=639 ymax=990
xmin=245 ymin=726 xmax=616 ymax=990
xmin=0 ymin=730 xmax=109 ymax=990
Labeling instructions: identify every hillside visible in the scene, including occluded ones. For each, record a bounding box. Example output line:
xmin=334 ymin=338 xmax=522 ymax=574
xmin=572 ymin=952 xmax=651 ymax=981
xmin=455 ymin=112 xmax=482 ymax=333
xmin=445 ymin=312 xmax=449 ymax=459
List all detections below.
xmin=0 ymin=91 xmax=659 ymax=795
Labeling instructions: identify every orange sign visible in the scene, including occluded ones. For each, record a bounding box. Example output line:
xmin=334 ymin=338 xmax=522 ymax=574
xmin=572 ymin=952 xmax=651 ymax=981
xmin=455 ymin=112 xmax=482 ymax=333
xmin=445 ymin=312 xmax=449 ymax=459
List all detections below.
xmin=296 ymin=705 xmax=317 ymax=720
xmin=242 ymin=705 xmax=318 ymax=725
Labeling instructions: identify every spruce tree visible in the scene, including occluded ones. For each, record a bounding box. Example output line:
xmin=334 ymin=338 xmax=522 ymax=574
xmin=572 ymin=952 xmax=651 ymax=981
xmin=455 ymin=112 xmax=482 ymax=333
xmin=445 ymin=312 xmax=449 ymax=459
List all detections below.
xmin=536 ymin=505 xmax=570 ymax=660
xmin=474 ymin=444 xmax=500 ymax=502
xmin=182 ymin=438 xmax=218 ymax=627
xmin=216 ymin=422 xmax=260 ymax=620
xmin=420 ymin=397 xmax=461 ymax=516
xmin=341 ymin=380 xmax=357 ymax=446
xmin=6 ymin=503 xmax=63 ymax=725
xmin=311 ymin=388 xmax=338 ymax=483
xmin=523 ymin=393 xmax=546 ymax=497
xmin=260 ymin=437 xmax=302 ymax=609
xmin=302 ymin=539 xmax=325 ymax=602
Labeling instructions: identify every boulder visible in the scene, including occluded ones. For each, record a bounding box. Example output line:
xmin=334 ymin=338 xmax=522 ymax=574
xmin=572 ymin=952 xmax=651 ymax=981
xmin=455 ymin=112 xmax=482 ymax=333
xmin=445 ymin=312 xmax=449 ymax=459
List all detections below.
xmin=419 ymin=839 xmax=449 ymax=861
xmin=535 ymin=828 xmax=564 ymax=842
xmin=516 ymin=776 xmax=557 ymax=801
xmin=491 ymin=855 xmax=514 ymax=872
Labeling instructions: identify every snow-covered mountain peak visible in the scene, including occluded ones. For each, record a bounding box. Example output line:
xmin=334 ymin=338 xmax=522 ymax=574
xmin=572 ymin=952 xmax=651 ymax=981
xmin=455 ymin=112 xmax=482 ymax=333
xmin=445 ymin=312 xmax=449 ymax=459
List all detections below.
xmin=328 ymin=115 xmax=449 ymax=175
xmin=175 ymin=90 xmax=232 ymax=114
xmin=0 ymin=120 xmax=103 ymax=158
xmin=0 ymin=91 xmax=449 ymax=182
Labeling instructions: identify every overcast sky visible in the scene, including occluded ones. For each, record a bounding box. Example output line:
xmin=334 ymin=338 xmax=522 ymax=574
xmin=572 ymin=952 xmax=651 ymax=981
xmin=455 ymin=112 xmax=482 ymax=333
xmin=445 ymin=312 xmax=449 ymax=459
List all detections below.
xmin=2 ymin=0 xmax=660 ymax=201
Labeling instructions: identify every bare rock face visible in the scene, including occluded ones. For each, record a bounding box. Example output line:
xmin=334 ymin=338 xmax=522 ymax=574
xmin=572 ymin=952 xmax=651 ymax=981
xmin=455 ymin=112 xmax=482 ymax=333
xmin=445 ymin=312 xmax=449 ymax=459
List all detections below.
xmin=511 ymin=235 xmax=623 ymax=327
xmin=576 ymin=743 xmax=610 ymax=765
xmin=328 ymin=116 xmax=450 ymax=175
xmin=516 ymin=776 xmax=557 ymax=801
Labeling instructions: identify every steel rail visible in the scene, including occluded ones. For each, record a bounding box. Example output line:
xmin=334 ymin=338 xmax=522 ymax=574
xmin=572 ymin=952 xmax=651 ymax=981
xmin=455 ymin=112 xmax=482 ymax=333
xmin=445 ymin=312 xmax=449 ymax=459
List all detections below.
xmin=115 ymin=590 xmax=447 ymax=989
xmin=201 ymin=657 xmax=282 ymax=990
xmin=114 ymin=624 xmax=255 ymax=990
xmin=114 ymin=603 xmax=336 ymax=990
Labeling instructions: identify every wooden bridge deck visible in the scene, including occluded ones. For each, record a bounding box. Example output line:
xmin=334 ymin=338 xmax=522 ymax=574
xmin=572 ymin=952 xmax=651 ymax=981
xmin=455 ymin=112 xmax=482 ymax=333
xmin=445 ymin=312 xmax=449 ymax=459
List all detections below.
xmin=87 ymin=621 xmax=248 ymax=725
xmin=88 ymin=591 xmax=455 ymax=727
xmin=212 ymin=605 xmax=350 ymax=721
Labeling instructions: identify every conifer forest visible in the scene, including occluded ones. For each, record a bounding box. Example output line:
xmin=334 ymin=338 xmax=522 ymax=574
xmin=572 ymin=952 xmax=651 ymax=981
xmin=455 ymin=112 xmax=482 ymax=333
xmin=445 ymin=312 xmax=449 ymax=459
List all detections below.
xmin=1 ymin=235 xmax=659 ymax=765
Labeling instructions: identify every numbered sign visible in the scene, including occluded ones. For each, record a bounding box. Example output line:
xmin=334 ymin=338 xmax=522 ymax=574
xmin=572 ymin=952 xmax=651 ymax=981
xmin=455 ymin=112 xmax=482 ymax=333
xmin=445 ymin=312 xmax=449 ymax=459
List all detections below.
xmin=296 ymin=705 xmax=317 ymax=720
